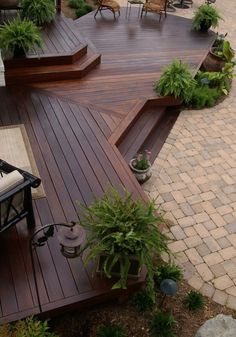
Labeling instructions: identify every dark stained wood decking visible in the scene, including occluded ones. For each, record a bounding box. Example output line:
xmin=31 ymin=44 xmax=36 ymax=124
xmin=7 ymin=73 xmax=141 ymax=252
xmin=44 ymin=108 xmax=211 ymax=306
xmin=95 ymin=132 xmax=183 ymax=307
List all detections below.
xmin=0 ymin=9 xmax=215 ymax=323
xmin=0 ymin=88 xmax=145 ymax=324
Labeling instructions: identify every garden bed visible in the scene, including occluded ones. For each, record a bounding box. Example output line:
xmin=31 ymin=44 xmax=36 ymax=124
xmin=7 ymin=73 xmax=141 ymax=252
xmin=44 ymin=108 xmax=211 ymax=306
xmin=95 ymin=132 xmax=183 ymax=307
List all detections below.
xmin=51 ymin=281 xmax=236 ymax=337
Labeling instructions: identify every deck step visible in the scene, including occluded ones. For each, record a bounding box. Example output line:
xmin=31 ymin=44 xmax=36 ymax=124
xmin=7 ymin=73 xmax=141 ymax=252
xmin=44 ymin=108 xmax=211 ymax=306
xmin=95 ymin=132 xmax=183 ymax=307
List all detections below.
xmin=140 ymin=108 xmax=180 ymax=164
xmin=5 ymin=49 xmax=101 ymax=84
xmin=118 ymin=106 xmax=166 ymax=163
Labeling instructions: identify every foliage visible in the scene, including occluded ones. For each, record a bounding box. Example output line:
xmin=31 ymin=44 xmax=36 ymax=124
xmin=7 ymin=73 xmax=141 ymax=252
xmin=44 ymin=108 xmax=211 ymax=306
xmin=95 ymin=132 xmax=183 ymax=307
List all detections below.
xmin=0 ymin=317 xmax=58 ymax=337
xmin=78 ymin=187 xmax=170 ymax=301
xmin=69 ymin=0 xmax=84 ymax=8
xmin=192 ymin=4 xmax=222 ymax=31
xmin=154 ymin=59 xmax=196 ymax=103
xmin=97 ymin=324 xmax=127 ymax=337
xmin=22 ymin=0 xmax=55 ymax=26
xmin=183 ymin=290 xmax=204 ymax=311
xmin=133 ymin=289 xmax=154 ymax=312
xmin=150 ymin=311 xmax=177 ymax=337
xmin=190 ymin=85 xmax=220 ymax=108
xmin=197 ymin=66 xmax=234 ymax=95
xmin=0 ymin=16 xmax=43 ymax=56
xmin=76 ymin=3 xmax=93 ymax=17
xmin=154 ymin=263 xmax=183 ymax=287
xmin=213 ymin=40 xmax=235 ymax=62
xmin=132 ymin=150 xmax=151 ymax=170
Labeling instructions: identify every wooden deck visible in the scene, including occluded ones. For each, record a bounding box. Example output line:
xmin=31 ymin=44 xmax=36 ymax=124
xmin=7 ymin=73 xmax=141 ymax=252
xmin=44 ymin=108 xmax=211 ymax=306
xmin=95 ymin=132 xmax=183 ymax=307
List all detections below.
xmin=0 ymin=9 xmax=215 ymax=323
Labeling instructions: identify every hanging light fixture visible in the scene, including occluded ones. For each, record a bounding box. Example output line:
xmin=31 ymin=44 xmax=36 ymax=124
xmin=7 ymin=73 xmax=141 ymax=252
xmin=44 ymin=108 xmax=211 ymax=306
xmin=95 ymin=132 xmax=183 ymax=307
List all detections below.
xmin=57 ymin=222 xmax=84 ymax=258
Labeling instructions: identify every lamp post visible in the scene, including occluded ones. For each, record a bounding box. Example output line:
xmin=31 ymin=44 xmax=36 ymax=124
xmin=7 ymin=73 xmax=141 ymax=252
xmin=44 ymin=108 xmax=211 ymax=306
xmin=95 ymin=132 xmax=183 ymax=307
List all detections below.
xmin=29 ymin=222 xmax=84 ymax=313
xmin=159 ymin=279 xmax=178 ymax=308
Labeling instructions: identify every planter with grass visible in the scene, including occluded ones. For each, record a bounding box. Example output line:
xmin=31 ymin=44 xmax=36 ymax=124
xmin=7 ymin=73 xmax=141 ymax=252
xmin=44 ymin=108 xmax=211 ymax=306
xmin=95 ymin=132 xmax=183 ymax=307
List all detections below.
xmin=79 ymin=187 xmax=170 ymax=301
xmin=154 ymin=59 xmax=196 ymax=104
xmin=192 ymin=4 xmax=221 ymax=32
xmin=22 ymin=0 xmax=55 ymax=26
xmin=0 ymin=16 xmax=43 ymax=59
xmin=129 ymin=150 xmax=152 ymax=184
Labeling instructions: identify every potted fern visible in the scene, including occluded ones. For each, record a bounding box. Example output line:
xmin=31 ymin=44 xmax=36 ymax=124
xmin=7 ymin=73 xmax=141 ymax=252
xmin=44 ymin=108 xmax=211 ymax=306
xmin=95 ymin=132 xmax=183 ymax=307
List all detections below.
xmin=22 ymin=0 xmax=55 ymax=26
xmin=192 ymin=4 xmax=221 ymax=32
xmin=0 ymin=16 xmax=43 ymax=58
xmin=79 ymin=187 xmax=170 ymax=300
xmin=154 ymin=59 xmax=196 ymax=104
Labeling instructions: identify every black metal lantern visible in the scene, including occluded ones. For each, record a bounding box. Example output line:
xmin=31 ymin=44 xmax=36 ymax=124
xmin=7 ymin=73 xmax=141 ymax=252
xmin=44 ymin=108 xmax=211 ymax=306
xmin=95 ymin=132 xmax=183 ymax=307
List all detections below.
xmin=159 ymin=279 xmax=178 ymax=307
xmin=57 ymin=223 xmax=84 ymax=258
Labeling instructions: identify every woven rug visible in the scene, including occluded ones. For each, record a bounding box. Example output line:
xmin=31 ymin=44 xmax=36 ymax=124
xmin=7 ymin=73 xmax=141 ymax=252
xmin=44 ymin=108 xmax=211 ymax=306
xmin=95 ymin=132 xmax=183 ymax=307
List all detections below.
xmin=0 ymin=125 xmax=45 ymax=199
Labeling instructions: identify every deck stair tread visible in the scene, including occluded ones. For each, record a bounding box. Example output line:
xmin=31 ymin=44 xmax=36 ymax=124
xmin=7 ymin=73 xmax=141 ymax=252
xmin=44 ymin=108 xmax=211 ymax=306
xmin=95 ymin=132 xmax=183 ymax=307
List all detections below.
xmin=118 ymin=106 xmax=166 ymax=162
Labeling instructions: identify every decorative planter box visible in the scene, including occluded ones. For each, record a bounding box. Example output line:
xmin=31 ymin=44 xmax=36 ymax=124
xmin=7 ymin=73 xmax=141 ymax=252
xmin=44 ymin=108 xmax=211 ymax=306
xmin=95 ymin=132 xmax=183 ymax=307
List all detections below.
xmin=97 ymin=254 xmax=141 ymax=279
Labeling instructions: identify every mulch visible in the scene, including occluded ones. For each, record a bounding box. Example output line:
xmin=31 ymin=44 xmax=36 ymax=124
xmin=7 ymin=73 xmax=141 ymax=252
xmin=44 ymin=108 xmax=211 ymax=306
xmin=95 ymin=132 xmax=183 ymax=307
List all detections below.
xmin=51 ymin=281 xmax=236 ymax=337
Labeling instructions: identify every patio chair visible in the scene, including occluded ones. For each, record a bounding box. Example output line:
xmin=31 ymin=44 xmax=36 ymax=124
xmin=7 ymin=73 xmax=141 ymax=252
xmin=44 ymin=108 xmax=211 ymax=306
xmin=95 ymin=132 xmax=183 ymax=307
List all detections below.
xmin=94 ymin=0 xmax=121 ymax=19
xmin=0 ymin=159 xmax=41 ymax=233
xmin=141 ymin=0 xmax=167 ymax=20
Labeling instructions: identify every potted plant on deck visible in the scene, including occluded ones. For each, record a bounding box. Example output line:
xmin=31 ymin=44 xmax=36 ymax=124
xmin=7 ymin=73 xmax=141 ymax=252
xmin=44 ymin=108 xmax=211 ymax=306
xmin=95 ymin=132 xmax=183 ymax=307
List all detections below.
xmin=192 ymin=3 xmax=222 ymax=32
xmin=154 ymin=59 xmax=196 ymax=104
xmin=0 ymin=16 xmax=43 ymax=58
xmin=78 ymin=187 xmax=170 ymax=301
xmin=129 ymin=150 xmax=152 ymax=184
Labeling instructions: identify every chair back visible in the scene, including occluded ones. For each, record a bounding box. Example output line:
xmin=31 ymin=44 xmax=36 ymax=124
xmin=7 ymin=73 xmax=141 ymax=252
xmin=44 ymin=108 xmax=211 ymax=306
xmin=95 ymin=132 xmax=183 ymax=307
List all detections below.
xmin=147 ymin=0 xmax=166 ymax=9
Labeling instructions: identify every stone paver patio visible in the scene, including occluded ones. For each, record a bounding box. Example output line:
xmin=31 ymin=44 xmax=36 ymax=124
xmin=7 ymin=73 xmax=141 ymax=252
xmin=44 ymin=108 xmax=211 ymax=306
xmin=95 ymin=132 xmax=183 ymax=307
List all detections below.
xmin=143 ymin=0 xmax=236 ymax=310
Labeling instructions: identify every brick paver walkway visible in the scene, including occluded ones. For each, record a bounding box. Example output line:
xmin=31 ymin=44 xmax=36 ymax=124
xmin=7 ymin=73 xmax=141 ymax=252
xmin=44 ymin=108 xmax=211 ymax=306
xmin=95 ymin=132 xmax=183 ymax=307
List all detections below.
xmin=143 ymin=1 xmax=236 ymax=309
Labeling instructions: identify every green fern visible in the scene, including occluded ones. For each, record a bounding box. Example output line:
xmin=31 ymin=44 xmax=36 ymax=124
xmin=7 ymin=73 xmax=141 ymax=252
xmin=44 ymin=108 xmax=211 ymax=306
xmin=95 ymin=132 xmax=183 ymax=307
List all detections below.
xmin=154 ymin=60 xmax=196 ymax=103
xmin=22 ymin=0 xmax=55 ymax=26
xmin=192 ymin=4 xmax=222 ymax=31
xmin=78 ymin=187 xmax=170 ymax=301
xmin=0 ymin=16 xmax=43 ymax=55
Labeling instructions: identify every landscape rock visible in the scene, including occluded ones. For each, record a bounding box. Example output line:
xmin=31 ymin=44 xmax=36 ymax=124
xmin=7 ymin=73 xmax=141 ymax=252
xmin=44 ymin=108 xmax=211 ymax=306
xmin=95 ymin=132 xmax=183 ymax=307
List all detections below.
xmin=195 ymin=314 xmax=236 ymax=337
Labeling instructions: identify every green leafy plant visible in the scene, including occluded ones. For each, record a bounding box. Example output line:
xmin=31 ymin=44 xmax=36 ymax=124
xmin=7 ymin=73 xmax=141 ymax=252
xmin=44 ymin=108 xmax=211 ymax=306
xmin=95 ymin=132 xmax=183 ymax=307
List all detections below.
xmin=0 ymin=16 xmax=43 ymax=57
xmin=133 ymin=289 xmax=154 ymax=312
xmin=132 ymin=150 xmax=151 ymax=170
xmin=154 ymin=263 xmax=183 ymax=287
xmin=97 ymin=324 xmax=127 ymax=337
xmin=69 ymin=0 xmax=84 ymax=8
xmin=192 ymin=4 xmax=222 ymax=31
xmin=154 ymin=59 xmax=196 ymax=103
xmin=183 ymin=290 xmax=204 ymax=311
xmin=0 ymin=317 xmax=58 ymax=337
xmin=79 ymin=187 xmax=170 ymax=301
xmin=190 ymin=85 xmax=220 ymax=108
xmin=76 ymin=3 xmax=93 ymax=17
xmin=150 ymin=311 xmax=177 ymax=337
xmin=213 ymin=40 xmax=235 ymax=62
xmin=22 ymin=0 xmax=55 ymax=26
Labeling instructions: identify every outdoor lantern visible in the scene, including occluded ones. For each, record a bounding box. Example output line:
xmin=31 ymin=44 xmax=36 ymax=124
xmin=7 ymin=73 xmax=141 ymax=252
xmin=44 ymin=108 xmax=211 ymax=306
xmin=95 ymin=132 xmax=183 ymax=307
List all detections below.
xmin=57 ymin=223 xmax=84 ymax=258
xmin=159 ymin=279 xmax=178 ymax=307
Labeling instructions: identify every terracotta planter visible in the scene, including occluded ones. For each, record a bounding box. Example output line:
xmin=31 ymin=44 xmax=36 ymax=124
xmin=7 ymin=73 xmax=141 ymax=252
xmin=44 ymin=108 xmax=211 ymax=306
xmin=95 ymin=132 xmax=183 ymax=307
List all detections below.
xmin=129 ymin=158 xmax=152 ymax=184
xmin=202 ymin=49 xmax=225 ymax=72
xmin=97 ymin=254 xmax=140 ymax=279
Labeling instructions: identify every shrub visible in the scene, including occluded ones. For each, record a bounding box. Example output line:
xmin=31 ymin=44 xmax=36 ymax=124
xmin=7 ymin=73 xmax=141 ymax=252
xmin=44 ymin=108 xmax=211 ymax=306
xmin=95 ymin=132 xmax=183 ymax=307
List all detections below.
xmin=150 ymin=312 xmax=177 ymax=337
xmin=0 ymin=16 xmax=43 ymax=57
xmin=76 ymin=4 xmax=93 ymax=18
xmin=69 ymin=0 xmax=84 ymax=9
xmin=183 ymin=290 xmax=204 ymax=311
xmin=192 ymin=4 xmax=222 ymax=31
xmin=154 ymin=59 xmax=196 ymax=103
xmin=133 ymin=289 xmax=154 ymax=312
xmin=154 ymin=263 xmax=183 ymax=287
xmin=97 ymin=324 xmax=127 ymax=337
xmin=190 ymin=85 xmax=220 ymax=108
xmin=22 ymin=0 xmax=55 ymax=26
xmin=0 ymin=317 xmax=58 ymax=337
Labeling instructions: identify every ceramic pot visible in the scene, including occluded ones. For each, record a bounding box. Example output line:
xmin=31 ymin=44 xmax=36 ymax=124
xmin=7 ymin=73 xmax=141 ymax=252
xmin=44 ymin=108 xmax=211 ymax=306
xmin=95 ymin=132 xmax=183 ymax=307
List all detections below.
xmin=13 ymin=47 xmax=26 ymax=58
xmin=129 ymin=158 xmax=152 ymax=184
xmin=202 ymin=49 xmax=225 ymax=72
